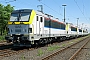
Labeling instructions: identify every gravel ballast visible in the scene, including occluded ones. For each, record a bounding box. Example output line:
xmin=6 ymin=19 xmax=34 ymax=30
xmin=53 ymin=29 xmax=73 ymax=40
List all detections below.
xmin=1 ymin=36 xmax=89 ymax=60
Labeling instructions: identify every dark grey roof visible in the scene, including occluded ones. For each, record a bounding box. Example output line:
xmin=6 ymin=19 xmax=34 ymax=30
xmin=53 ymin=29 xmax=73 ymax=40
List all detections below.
xmin=12 ymin=9 xmax=32 ymax=13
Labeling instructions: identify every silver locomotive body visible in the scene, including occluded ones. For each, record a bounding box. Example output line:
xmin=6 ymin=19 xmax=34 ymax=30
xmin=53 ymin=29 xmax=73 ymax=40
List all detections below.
xmin=5 ymin=9 xmax=89 ymax=47
xmin=5 ymin=9 xmax=33 ymax=46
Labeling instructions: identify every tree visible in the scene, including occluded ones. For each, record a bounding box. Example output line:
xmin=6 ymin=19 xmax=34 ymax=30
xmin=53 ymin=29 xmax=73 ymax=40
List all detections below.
xmin=0 ymin=4 xmax=14 ymax=35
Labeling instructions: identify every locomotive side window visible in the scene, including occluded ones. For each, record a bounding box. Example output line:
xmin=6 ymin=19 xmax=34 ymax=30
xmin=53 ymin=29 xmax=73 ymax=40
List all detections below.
xmin=40 ymin=17 xmax=43 ymax=22
xmin=37 ymin=16 xmax=38 ymax=21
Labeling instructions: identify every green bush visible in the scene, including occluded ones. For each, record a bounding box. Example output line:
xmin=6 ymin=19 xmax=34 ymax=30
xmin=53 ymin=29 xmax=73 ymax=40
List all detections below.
xmin=0 ymin=35 xmax=5 ymax=41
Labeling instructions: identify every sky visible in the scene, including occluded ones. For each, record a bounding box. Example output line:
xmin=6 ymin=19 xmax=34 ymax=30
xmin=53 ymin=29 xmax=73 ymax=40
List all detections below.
xmin=0 ymin=0 xmax=90 ymax=32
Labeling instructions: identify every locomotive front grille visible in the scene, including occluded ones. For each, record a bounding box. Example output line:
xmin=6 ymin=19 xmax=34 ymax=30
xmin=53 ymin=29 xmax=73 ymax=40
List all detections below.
xmin=15 ymin=29 xmax=21 ymax=32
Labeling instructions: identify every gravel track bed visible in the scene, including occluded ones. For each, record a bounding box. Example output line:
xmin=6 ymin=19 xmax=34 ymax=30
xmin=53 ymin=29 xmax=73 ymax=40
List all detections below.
xmin=0 ymin=42 xmax=8 ymax=46
xmin=0 ymin=41 xmax=6 ymax=43
xmin=0 ymin=36 xmax=88 ymax=60
xmin=0 ymin=42 xmax=12 ymax=47
xmin=48 ymin=37 xmax=90 ymax=60
xmin=73 ymin=37 xmax=90 ymax=60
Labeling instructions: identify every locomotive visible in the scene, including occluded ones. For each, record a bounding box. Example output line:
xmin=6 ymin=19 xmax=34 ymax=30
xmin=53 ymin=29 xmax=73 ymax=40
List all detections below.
xmin=5 ymin=9 xmax=88 ymax=46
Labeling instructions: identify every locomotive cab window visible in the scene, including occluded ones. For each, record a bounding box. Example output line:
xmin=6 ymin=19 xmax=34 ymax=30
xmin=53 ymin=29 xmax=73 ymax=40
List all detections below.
xmin=10 ymin=13 xmax=18 ymax=21
xmin=10 ymin=10 xmax=31 ymax=22
xmin=20 ymin=12 xmax=30 ymax=21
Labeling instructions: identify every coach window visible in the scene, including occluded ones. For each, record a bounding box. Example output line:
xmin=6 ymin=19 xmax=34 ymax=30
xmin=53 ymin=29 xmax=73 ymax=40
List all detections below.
xmin=40 ymin=17 xmax=43 ymax=22
xmin=61 ymin=24 xmax=65 ymax=30
xmin=44 ymin=18 xmax=49 ymax=27
xmin=37 ymin=16 xmax=38 ymax=21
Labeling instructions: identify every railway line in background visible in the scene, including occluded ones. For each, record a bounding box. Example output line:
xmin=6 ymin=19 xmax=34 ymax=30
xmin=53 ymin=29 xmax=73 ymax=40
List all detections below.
xmin=73 ymin=36 xmax=90 ymax=60
xmin=42 ymin=36 xmax=90 ymax=60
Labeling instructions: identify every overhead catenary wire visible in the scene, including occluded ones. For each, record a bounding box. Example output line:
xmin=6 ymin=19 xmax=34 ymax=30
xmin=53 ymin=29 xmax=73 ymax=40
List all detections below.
xmin=38 ymin=0 xmax=81 ymax=24
xmin=39 ymin=1 xmax=63 ymax=16
xmin=82 ymin=0 xmax=89 ymax=21
xmin=53 ymin=0 xmax=78 ymax=23
xmin=5 ymin=0 xmax=34 ymax=10
xmin=74 ymin=0 xmax=88 ymax=21
xmin=82 ymin=0 xmax=84 ymax=14
xmin=3 ymin=0 xmax=16 ymax=3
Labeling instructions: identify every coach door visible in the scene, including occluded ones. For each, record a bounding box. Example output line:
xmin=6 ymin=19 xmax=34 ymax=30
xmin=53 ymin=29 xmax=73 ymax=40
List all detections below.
xmin=36 ymin=16 xmax=44 ymax=35
xmin=39 ymin=16 xmax=44 ymax=35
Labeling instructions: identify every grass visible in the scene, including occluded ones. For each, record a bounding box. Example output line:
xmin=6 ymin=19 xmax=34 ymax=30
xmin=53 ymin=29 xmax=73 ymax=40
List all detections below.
xmin=61 ymin=44 xmax=66 ymax=47
xmin=47 ymin=45 xmax=60 ymax=51
xmin=67 ymin=36 xmax=89 ymax=45
xmin=21 ymin=55 xmax=25 ymax=60
xmin=37 ymin=45 xmax=60 ymax=56
xmin=0 ymin=31 xmax=7 ymax=42
xmin=60 ymin=36 xmax=89 ymax=47
xmin=78 ymin=36 xmax=88 ymax=41
xmin=37 ymin=49 xmax=44 ymax=56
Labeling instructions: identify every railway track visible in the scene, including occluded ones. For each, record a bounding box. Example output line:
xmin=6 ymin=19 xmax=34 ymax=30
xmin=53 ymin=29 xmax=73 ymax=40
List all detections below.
xmin=0 ymin=47 xmax=35 ymax=58
xmin=42 ymin=36 xmax=90 ymax=60
xmin=0 ymin=36 xmax=89 ymax=59
xmin=72 ymin=37 xmax=90 ymax=60
xmin=69 ymin=37 xmax=89 ymax=60
xmin=0 ymin=41 xmax=35 ymax=58
xmin=0 ymin=41 xmax=6 ymax=46
xmin=0 ymin=42 xmax=55 ymax=58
